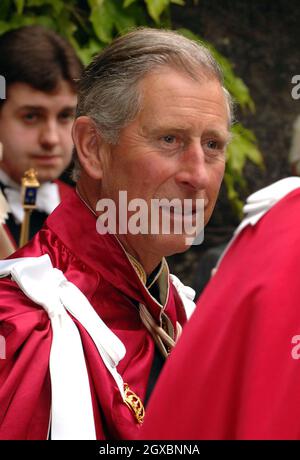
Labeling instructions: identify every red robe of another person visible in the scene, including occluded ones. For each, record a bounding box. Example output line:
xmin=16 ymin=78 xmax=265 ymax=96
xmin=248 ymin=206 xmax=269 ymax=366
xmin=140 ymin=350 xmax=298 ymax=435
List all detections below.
xmin=0 ymin=190 xmax=187 ymax=440
xmin=140 ymin=187 xmax=300 ymax=440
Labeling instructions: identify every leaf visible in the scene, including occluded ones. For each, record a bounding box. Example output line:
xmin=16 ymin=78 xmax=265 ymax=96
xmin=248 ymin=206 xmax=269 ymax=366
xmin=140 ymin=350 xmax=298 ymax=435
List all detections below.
xmin=28 ymin=15 xmax=56 ymax=29
xmin=0 ymin=14 xmax=37 ymax=30
xmin=115 ymin=14 xmax=136 ymax=34
xmin=224 ymin=172 xmax=244 ymax=218
xmin=75 ymin=38 xmax=103 ymax=65
xmin=123 ymin=0 xmax=137 ymax=7
xmin=14 ymin=0 xmax=24 ymax=15
xmin=223 ymin=123 xmax=264 ymax=216
xmin=54 ymin=6 xmax=77 ymax=42
xmin=224 ymin=172 xmax=239 ymax=200
xmin=87 ymin=0 xmax=105 ymax=10
xmin=26 ymin=0 xmax=64 ymax=14
xmin=123 ymin=2 xmax=149 ymax=27
xmin=171 ymin=0 xmax=185 ymax=5
xmin=230 ymin=124 xmax=264 ymax=168
xmin=113 ymin=3 xmax=137 ymax=34
xmin=26 ymin=0 xmax=45 ymax=4
xmin=145 ymin=0 xmax=170 ymax=23
xmin=89 ymin=0 xmax=114 ymax=43
xmin=227 ymin=141 xmax=246 ymax=173
xmin=50 ymin=0 xmax=65 ymax=14
xmin=0 ymin=21 xmax=13 ymax=35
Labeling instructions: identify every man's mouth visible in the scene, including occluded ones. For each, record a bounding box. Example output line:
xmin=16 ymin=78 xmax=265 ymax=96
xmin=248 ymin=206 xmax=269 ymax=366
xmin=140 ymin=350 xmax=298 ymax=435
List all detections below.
xmin=160 ymin=198 xmax=208 ymax=217
xmin=29 ymin=154 xmax=61 ymax=165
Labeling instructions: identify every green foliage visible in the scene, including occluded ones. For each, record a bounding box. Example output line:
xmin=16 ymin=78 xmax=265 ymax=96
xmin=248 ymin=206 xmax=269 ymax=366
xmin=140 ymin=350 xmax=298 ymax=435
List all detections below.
xmin=225 ymin=124 xmax=264 ymax=215
xmin=178 ymin=28 xmax=255 ymax=113
xmin=0 ymin=0 xmax=264 ymax=216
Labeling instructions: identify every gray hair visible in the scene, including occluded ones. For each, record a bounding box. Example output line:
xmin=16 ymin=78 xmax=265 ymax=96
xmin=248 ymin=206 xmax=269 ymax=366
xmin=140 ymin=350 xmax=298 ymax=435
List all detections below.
xmin=73 ymin=27 xmax=233 ymax=180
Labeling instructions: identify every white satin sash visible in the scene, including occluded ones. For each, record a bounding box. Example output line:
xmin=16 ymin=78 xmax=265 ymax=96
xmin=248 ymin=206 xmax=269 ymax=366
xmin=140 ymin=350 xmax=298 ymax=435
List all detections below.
xmin=0 ymin=255 xmax=126 ymax=440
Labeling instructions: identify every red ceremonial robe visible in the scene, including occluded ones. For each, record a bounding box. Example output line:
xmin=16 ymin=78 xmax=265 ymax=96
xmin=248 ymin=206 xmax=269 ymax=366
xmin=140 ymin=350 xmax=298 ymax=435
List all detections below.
xmin=140 ymin=187 xmax=300 ymax=440
xmin=0 ymin=190 xmax=187 ymax=440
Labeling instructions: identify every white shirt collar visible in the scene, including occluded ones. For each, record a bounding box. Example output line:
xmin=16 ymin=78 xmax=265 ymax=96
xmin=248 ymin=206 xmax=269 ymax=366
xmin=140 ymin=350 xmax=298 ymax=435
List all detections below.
xmin=0 ymin=169 xmax=60 ymax=223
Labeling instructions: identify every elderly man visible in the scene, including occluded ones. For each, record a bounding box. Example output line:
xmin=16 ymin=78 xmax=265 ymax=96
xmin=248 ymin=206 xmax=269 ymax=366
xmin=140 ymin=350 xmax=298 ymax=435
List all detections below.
xmin=0 ymin=28 xmax=231 ymax=440
xmin=0 ymin=25 xmax=82 ymax=252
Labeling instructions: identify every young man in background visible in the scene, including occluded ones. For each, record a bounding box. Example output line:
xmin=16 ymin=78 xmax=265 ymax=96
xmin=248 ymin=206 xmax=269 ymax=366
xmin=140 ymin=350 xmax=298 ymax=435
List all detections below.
xmin=0 ymin=25 xmax=82 ymax=251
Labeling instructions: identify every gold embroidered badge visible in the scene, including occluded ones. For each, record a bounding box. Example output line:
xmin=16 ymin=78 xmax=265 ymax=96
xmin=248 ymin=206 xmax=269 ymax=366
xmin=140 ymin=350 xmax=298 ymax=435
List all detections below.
xmin=123 ymin=383 xmax=145 ymax=424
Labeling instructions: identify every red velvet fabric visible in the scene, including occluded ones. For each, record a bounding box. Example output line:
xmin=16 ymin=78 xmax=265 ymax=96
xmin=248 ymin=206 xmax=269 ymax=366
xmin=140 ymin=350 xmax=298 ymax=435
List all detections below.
xmin=140 ymin=188 xmax=300 ymax=440
xmin=0 ymin=190 xmax=186 ymax=439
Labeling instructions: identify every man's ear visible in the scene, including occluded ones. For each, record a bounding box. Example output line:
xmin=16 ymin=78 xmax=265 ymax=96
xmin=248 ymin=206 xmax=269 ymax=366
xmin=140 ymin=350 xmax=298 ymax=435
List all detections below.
xmin=72 ymin=116 xmax=106 ymax=180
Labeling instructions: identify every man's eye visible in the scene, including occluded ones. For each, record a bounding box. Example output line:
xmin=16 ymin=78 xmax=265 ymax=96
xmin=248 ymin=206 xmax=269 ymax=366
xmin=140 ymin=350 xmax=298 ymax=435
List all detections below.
xmin=23 ymin=113 xmax=38 ymax=122
xmin=59 ymin=111 xmax=75 ymax=122
xmin=206 ymin=140 xmax=219 ymax=149
xmin=204 ymin=139 xmax=226 ymax=161
xmin=162 ymin=135 xmax=176 ymax=144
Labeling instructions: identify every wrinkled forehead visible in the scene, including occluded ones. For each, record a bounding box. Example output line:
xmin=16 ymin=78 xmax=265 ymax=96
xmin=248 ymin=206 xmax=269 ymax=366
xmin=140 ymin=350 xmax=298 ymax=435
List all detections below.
xmin=136 ymin=68 xmax=231 ymax=130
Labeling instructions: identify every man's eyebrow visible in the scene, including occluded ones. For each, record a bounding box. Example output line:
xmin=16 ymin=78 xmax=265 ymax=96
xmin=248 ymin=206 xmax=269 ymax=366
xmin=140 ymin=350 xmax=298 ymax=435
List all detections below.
xmin=17 ymin=105 xmax=45 ymax=111
xmin=141 ymin=124 xmax=192 ymax=135
xmin=58 ymin=106 xmax=77 ymax=112
xmin=143 ymin=124 xmax=232 ymax=143
xmin=17 ymin=105 xmax=76 ymax=112
xmin=204 ymin=129 xmax=233 ymax=144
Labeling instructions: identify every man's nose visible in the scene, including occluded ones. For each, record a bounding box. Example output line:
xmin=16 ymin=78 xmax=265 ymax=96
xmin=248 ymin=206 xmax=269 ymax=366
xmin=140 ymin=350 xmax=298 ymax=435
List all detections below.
xmin=39 ymin=120 xmax=60 ymax=149
xmin=175 ymin=142 xmax=210 ymax=191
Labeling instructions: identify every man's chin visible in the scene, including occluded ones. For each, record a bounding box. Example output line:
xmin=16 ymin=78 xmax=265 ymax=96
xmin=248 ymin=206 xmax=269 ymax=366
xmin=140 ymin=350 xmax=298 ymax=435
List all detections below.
xmin=153 ymin=233 xmax=200 ymax=257
xmin=34 ymin=166 xmax=67 ymax=183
